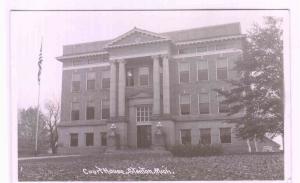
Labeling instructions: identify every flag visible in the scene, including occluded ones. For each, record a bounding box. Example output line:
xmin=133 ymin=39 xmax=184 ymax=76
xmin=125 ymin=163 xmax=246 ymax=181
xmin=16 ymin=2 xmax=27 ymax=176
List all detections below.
xmin=38 ymin=40 xmax=43 ymax=84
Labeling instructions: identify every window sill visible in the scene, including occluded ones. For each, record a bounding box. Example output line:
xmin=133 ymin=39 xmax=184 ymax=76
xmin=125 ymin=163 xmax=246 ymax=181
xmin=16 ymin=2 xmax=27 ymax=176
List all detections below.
xmin=179 ymin=82 xmax=190 ymax=85
xmin=126 ymin=85 xmax=135 ymax=88
xmin=126 ymin=85 xmax=151 ymax=89
xmin=85 ymin=146 xmax=95 ymax=148
xmin=198 ymin=113 xmax=211 ymax=115
xmin=196 ymin=80 xmax=210 ymax=82
xmin=216 ymin=79 xmax=229 ymax=81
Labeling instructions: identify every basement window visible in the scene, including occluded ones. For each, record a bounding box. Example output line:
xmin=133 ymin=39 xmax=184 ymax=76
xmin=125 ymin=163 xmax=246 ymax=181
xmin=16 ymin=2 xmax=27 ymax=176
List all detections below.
xmin=180 ymin=129 xmax=191 ymax=145
xmin=101 ymin=132 xmax=107 ymax=146
xmin=220 ymin=128 xmax=231 ymax=143
xmin=70 ymin=133 xmax=78 ymax=147
xmin=85 ymin=133 xmax=94 ymax=146
xmin=199 ymin=128 xmax=211 ymax=145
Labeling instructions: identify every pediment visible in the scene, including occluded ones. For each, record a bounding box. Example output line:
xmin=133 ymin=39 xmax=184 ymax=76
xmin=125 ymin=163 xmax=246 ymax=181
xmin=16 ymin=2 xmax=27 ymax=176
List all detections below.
xmin=106 ymin=28 xmax=168 ymax=47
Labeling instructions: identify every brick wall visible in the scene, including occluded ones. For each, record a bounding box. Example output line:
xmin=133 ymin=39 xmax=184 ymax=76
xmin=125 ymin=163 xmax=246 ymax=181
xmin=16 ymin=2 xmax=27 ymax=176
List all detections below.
xmin=169 ymin=39 xmax=243 ymax=119
xmin=60 ymin=66 xmax=110 ymax=122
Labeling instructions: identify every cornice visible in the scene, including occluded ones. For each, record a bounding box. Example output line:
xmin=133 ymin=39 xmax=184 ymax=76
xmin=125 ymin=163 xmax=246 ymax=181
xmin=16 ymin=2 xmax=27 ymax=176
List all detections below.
xmin=172 ymin=48 xmax=243 ymax=59
xmin=56 ymin=51 xmax=108 ymax=61
xmin=175 ymin=34 xmax=246 ymax=46
xmin=105 ymin=39 xmax=170 ymax=49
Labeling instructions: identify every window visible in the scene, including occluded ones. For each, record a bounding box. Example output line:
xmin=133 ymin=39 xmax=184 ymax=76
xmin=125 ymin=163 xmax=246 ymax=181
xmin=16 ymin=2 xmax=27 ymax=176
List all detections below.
xmin=199 ymin=92 xmax=210 ymax=114
xmin=86 ymin=102 xmax=95 ymax=120
xmin=71 ymin=102 xmax=80 ymax=121
xmin=101 ymin=71 xmax=110 ymax=89
xmin=199 ymin=128 xmax=211 ymax=145
xmin=85 ymin=133 xmax=94 ymax=146
xmin=180 ymin=94 xmax=190 ymax=115
xmin=216 ymin=43 xmax=227 ymax=50
xmin=88 ymin=58 xmax=98 ymax=64
xmin=216 ymin=58 xmax=228 ymax=80
xmin=72 ymin=73 xmax=80 ymax=92
xmin=72 ymin=60 xmax=82 ymax=66
xmin=136 ymin=105 xmax=152 ymax=123
xmin=101 ymin=99 xmax=110 ymax=120
xmin=197 ymin=46 xmax=207 ymax=53
xmin=207 ymin=45 xmax=216 ymax=51
xmin=87 ymin=72 xmax=96 ymax=90
xmin=180 ymin=129 xmax=191 ymax=145
xmin=139 ymin=67 xmax=149 ymax=86
xmin=70 ymin=133 xmax=78 ymax=147
xmin=220 ymin=128 xmax=231 ymax=143
xmin=197 ymin=61 xmax=209 ymax=81
xmin=126 ymin=68 xmax=134 ymax=87
xmin=179 ymin=63 xmax=189 ymax=83
xmin=218 ymin=93 xmax=230 ymax=113
xmin=101 ymin=132 xmax=107 ymax=146
xmin=178 ymin=48 xmax=196 ymax=54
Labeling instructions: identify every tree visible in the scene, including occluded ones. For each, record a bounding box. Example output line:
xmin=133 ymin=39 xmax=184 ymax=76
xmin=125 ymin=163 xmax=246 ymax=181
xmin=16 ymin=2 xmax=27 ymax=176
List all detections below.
xmin=18 ymin=107 xmax=48 ymax=156
xmin=44 ymin=100 xmax=60 ymax=154
xmin=216 ymin=17 xmax=284 ymax=150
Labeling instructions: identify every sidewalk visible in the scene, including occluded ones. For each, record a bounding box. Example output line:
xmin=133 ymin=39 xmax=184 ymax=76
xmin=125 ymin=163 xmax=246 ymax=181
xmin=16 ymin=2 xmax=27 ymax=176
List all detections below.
xmin=18 ymin=154 xmax=81 ymax=161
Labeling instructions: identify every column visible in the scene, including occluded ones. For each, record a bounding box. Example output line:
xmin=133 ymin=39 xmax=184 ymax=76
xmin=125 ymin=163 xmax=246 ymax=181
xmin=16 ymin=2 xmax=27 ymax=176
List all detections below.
xmin=118 ymin=59 xmax=126 ymax=117
xmin=162 ymin=55 xmax=170 ymax=114
xmin=109 ymin=61 xmax=117 ymax=118
xmin=152 ymin=55 xmax=160 ymax=115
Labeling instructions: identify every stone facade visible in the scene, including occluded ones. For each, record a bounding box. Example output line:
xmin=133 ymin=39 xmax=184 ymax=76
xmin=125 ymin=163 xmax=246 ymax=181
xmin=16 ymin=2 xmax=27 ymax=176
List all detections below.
xmin=56 ymin=23 xmax=279 ymax=154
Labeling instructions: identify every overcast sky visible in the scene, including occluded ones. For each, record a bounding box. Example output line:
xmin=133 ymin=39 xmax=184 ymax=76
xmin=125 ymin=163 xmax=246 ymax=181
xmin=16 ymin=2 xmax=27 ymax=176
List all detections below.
xmin=11 ymin=10 xmax=287 ymax=110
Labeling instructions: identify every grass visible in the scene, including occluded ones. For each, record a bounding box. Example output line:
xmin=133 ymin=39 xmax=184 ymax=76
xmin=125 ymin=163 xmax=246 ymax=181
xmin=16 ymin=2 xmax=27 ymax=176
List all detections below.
xmin=18 ymin=152 xmax=284 ymax=181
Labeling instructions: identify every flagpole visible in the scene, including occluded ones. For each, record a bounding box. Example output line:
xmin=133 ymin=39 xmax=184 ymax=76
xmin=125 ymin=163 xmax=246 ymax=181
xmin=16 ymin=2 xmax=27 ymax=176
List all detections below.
xmin=35 ymin=38 xmax=43 ymax=156
xmin=35 ymin=82 xmax=40 ymax=156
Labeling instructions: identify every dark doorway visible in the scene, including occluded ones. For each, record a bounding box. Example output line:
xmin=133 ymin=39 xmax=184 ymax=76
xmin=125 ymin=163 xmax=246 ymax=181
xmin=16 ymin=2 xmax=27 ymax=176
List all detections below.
xmin=137 ymin=125 xmax=152 ymax=148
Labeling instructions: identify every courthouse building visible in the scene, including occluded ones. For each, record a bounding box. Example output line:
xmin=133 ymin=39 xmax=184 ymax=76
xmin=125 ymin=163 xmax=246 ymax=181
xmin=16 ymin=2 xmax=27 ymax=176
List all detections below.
xmin=56 ymin=22 xmax=279 ymax=154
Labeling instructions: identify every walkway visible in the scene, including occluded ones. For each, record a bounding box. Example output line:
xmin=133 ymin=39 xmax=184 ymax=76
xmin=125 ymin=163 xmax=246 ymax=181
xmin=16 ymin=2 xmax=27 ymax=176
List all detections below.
xmin=18 ymin=154 xmax=81 ymax=161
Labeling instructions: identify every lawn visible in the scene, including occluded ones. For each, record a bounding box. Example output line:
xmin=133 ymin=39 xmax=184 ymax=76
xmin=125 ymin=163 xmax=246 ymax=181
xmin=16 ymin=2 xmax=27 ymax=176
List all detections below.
xmin=18 ymin=151 xmax=284 ymax=181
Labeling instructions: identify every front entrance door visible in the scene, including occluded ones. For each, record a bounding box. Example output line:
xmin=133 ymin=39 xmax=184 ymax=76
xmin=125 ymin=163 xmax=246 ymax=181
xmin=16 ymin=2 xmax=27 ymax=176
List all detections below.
xmin=137 ymin=125 xmax=152 ymax=148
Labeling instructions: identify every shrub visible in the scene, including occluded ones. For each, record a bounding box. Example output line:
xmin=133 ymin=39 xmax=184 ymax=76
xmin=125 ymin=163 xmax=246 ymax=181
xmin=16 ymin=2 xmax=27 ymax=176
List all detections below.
xmin=169 ymin=144 xmax=223 ymax=157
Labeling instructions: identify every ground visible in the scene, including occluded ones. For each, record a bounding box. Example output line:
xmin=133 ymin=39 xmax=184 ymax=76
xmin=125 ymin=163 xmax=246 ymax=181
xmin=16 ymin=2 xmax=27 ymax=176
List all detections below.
xmin=18 ymin=151 xmax=284 ymax=181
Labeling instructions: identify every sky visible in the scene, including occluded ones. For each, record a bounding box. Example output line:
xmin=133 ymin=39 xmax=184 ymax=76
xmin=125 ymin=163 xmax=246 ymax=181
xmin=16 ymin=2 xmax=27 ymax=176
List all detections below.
xmin=10 ymin=10 xmax=287 ymax=147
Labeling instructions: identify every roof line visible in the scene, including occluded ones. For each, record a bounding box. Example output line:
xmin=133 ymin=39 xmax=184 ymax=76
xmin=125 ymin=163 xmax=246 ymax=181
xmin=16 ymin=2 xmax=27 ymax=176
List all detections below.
xmin=63 ymin=22 xmax=241 ymax=48
xmin=160 ymin=22 xmax=241 ymax=35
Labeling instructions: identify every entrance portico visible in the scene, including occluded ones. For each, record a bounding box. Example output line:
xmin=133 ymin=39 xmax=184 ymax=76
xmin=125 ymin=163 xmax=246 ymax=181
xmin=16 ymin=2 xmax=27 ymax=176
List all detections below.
xmin=106 ymin=27 xmax=172 ymax=148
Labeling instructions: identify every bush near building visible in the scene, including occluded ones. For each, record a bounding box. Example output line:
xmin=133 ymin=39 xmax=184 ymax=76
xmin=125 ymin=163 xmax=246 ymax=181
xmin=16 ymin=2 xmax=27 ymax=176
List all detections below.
xmin=169 ymin=144 xmax=223 ymax=157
